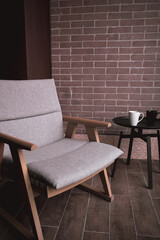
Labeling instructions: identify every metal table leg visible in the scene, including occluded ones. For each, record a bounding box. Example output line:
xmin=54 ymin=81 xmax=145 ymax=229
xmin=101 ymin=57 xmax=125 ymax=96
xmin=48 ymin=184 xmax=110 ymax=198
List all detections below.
xmin=127 ymin=128 xmax=134 ymax=165
xmin=111 ymin=131 xmax=123 ymax=177
xmin=147 ymin=136 xmax=152 ymax=189
xmin=157 ymin=130 xmax=160 ymax=170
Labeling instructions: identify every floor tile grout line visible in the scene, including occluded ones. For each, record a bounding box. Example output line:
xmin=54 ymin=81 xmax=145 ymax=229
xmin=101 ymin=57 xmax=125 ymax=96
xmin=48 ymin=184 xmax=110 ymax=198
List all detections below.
xmin=71 ymin=191 xmax=89 ymax=194
xmin=126 ymin=171 xmax=144 ymax=174
xmin=41 ymin=224 xmax=58 ymax=228
xmin=153 ymin=159 xmax=159 ymax=172
xmin=151 ymin=197 xmax=160 ymax=200
xmin=113 ymin=194 xmax=130 ymax=196
xmin=54 ymin=190 xmax=72 ymax=240
xmin=137 ymin=159 xmax=148 ymax=188
xmin=39 ymin=198 xmax=48 ymax=218
xmin=81 ymin=178 xmax=92 ymax=240
xmin=125 ymin=161 xmax=138 ymax=240
xmin=139 ymin=160 xmax=160 ymax=226
xmin=53 ymin=225 xmax=59 ymax=240
xmin=14 ymin=201 xmax=25 ymax=218
xmin=84 ymin=230 xmax=108 ymax=234
xmin=137 ymin=233 xmax=160 ymax=238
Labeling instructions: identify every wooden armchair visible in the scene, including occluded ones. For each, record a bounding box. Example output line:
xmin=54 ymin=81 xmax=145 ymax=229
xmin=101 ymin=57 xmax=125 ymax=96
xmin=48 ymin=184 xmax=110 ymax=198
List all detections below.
xmin=0 ymin=79 xmax=123 ymax=240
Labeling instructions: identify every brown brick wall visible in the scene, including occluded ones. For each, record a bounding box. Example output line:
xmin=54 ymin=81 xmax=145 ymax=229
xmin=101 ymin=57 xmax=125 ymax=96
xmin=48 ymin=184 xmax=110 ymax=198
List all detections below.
xmin=50 ymin=0 xmax=160 ymax=134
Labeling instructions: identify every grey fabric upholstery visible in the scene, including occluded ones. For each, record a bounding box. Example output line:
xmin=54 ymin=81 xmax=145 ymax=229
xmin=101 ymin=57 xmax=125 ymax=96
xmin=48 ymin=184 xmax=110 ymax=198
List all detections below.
xmin=0 ymin=79 xmax=64 ymax=146
xmin=27 ymin=140 xmax=123 ymax=189
xmin=0 ymin=79 xmax=61 ymax=121
xmin=3 ymin=138 xmax=123 ymax=189
xmin=1 ymin=112 xmax=63 ymax=147
xmin=1 ymin=78 xmax=123 ymax=190
xmin=3 ymin=138 xmax=87 ymax=164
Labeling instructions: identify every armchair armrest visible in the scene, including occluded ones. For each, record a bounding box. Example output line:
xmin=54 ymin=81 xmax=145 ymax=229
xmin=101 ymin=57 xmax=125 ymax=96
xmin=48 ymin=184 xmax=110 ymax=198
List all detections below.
xmin=0 ymin=132 xmax=38 ymax=151
xmin=63 ymin=115 xmax=111 ymax=128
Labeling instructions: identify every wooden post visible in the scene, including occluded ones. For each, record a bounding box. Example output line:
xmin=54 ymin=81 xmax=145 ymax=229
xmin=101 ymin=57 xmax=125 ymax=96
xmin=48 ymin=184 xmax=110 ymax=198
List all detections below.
xmin=99 ymin=169 xmax=114 ymax=201
xmin=85 ymin=126 xmax=100 ymax=142
xmin=9 ymin=146 xmax=44 ymax=240
xmin=65 ymin=122 xmax=77 ymax=139
xmin=85 ymin=125 xmax=114 ymax=202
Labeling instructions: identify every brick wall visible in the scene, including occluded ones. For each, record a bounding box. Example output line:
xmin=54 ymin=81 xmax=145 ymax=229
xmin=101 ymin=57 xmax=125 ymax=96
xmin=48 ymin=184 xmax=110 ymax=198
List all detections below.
xmin=50 ymin=0 xmax=160 ymax=134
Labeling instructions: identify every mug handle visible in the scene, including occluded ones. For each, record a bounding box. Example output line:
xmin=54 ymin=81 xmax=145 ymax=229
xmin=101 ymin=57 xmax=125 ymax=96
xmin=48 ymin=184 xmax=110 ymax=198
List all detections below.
xmin=138 ymin=112 xmax=144 ymax=123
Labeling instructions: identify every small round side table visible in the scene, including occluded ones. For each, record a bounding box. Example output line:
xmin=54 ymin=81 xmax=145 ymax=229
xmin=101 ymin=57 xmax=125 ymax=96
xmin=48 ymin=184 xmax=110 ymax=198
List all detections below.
xmin=112 ymin=116 xmax=160 ymax=189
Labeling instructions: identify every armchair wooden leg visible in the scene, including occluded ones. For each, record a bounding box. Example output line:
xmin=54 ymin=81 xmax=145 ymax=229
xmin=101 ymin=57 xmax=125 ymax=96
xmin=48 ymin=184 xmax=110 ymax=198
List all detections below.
xmin=7 ymin=147 xmax=44 ymax=240
xmin=83 ymin=127 xmax=114 ymax=201
xmin=99 ymin=168 xmax=113 ymax=200
xmin=78 ymin=168 xmax=114 ymax=202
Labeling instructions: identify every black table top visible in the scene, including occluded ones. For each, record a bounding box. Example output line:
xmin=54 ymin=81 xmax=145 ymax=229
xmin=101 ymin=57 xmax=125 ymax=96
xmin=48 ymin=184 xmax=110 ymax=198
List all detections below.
xmin=113 ymin=116 xmax=160 ymax=129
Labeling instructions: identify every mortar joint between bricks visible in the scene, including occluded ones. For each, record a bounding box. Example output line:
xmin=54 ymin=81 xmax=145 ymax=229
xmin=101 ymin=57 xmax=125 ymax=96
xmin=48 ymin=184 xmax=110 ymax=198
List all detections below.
xmin=158 ymin=9 xmax=160 ymax=17
xmin=82 ymin=0 xmax=84 ymax=8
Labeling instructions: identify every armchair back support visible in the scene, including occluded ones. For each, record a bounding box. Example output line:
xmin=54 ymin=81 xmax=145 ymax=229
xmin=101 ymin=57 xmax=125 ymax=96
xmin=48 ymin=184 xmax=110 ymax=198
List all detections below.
xmin=0 ymin=79 xmax=64 ymax=146
xmin=0 ymin=79 xmax=123 ymax=240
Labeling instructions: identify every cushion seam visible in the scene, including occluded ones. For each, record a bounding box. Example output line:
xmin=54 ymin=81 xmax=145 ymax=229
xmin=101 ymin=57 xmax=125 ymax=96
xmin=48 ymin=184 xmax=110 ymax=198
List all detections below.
xmin=0 ymin=110 xmax=62 ymax=122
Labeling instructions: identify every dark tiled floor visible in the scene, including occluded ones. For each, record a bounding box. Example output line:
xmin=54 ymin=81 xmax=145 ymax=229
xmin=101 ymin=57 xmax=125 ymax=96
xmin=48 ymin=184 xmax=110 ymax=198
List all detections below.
xmin=0 ymin=158 xmax=160 ymax=240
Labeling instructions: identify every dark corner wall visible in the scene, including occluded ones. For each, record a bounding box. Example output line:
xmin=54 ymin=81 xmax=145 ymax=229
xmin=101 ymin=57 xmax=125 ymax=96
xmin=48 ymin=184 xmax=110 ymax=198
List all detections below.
xmin=50 ymin=0 xmax=160 ymax=134
xmin=0 ymin=0 xmax=51 ymax=80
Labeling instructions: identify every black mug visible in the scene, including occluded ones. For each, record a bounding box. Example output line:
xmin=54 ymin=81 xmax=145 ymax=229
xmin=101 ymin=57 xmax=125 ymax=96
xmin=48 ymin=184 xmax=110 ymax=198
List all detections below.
xmin=146 ymin=110 xmax=159 ymax=125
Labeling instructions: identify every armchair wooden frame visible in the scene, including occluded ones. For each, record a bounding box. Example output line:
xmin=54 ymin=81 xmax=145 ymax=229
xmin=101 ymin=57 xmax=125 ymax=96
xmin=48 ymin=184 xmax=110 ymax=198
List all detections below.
xmin=0 ymin=115 xmax=114 ymax=240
